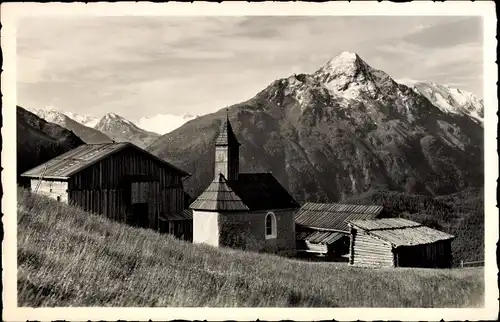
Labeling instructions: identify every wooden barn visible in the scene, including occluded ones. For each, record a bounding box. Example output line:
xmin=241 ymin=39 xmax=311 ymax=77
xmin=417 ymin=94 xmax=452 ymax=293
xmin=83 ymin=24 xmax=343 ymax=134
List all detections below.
xmin=347 ymin=218 xmax=455 ymax=268
xmin=21 ymin=142 xmax=193 ymax=241
xmin=294 ymin=203 xmax=386 ymax=260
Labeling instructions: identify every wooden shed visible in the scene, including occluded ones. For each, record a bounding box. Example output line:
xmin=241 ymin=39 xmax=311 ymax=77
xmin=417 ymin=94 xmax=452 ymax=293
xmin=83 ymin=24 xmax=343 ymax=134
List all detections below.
xmin=347 ymin=218 xmax=455 ymax=268
xmin=21 ymin=142 xmax=193 ymax=241
xmin=294 ymin=203 xmax=385 ymax=260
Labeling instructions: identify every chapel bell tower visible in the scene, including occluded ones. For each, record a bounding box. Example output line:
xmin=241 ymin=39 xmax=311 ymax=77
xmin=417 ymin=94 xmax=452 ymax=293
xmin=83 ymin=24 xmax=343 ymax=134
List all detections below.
xmin=214 ymin=111 xmax=240 ymax=181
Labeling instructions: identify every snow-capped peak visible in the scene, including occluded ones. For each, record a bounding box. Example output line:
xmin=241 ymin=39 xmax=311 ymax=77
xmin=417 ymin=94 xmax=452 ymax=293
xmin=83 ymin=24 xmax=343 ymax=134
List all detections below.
xmin=313 ymin=51 xmax=395 ymax=100
xmin=397 ymin=79 xmax=484 ymax=124
xmin=105 ymin=113 xmax=120 ymax=119
xmin=316 ymin=51 xmax=366 ymax=78
xmin=104 ymin=113 xmax=135 ymax=126
xmin=323 ymin=51 xmax=361 ymax=68
xmin=24 ymin=106 xmax=101 ymax=127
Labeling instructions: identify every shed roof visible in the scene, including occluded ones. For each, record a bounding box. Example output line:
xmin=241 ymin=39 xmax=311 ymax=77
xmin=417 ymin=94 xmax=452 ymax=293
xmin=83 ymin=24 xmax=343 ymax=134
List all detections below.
xmin=297 ymin=230 xmax=346 ymax=245
xmin=190 ymin=173 xmax=299 ymax=212
xmin=348 ymin=218 xmax=455 ymax=247
xmin=159 ymin=209 xmax=193 ymax=221
xmin=21 ymin=142 xmax=189 ymax=179
xmin=295 ymin=203 xmax=384 ymax=232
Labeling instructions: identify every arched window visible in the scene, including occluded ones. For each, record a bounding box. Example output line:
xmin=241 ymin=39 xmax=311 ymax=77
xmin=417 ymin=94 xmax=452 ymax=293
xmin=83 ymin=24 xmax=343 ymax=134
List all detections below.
xmin=265 ymin=212 xmax=277 ymax=239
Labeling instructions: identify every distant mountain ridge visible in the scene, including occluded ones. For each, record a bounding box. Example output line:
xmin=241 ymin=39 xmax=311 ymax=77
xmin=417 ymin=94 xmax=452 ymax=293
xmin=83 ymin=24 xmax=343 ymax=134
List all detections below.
xmin=16 ymin=106 xmax=84 ymax=183
xmin=94 ymin=113 xmax=160 ymax=149
xmin=25 ymin=107 xmax=160 ymax=148
xmin=25 ymin=107 xmax=101 ymax=127
xmin=25 ymin=107 xmax=113 ymax=144
xmin=148 ymin=51 xmax=483 ymax=203
xmin=396 ymin=79 xmax=484 ymax=125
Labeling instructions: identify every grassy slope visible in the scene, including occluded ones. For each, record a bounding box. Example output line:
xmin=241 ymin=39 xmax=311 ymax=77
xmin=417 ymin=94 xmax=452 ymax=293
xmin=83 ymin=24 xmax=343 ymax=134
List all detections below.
xmin=342 ymin=188 xmax=484 ymax=266
xmin=18 ymin=189 xmax=484 ymax=307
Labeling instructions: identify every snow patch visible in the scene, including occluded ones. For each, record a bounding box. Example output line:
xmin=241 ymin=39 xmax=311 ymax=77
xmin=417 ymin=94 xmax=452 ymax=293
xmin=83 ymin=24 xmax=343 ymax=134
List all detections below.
xmin=26 ymin=106 xmax=101 ymax=128
xmin=403 ymin=80 xmax=484 ymax=124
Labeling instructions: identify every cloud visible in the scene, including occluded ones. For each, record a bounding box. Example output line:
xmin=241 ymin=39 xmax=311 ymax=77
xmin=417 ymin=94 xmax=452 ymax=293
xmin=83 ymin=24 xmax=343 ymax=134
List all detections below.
xmin=16 ymin=15 xmax=484 ymax=120
xmin=401 ymin=16 xmax=483 ymax=48
xmin=137 ymin=113 xmax=196 ymax=135
xmin=372 ymin=40 xmax=483 ymax=97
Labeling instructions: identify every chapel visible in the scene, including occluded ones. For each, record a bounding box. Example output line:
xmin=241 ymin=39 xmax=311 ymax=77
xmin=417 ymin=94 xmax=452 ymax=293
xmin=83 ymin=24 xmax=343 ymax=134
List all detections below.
xmin=189 ymin=115 xmax=300 ymax=256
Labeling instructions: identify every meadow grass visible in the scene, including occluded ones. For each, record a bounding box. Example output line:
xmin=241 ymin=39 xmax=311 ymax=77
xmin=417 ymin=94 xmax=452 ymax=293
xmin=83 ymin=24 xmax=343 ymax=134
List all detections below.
xmin=17 ymin=189 xmax=484 ymax=307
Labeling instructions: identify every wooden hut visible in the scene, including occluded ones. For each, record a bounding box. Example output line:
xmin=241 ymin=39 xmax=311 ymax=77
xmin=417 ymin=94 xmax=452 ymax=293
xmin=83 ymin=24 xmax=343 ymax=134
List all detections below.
xmin=294 ymin=203 xmax=385 ymax=260
xmin=159 ymin=209 xmax=193 ymax=242
xmin=347 ymin=218 xmax=455 ymax=268
xmin=21 ymin=142 xmax=193 ymax=241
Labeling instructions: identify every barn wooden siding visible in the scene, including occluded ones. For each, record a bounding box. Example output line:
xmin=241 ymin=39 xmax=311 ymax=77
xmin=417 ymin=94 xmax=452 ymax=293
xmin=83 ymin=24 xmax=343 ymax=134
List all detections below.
xmin=349 ymin=228 xmax=395 ymax=267
xmin=67 ymin=146 xmax=185 ymax=230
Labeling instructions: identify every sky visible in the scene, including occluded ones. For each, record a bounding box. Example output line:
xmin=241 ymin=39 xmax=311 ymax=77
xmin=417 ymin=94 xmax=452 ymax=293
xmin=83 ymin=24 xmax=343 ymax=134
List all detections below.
xmin=17 ymin=15 xmax=483 ymax=134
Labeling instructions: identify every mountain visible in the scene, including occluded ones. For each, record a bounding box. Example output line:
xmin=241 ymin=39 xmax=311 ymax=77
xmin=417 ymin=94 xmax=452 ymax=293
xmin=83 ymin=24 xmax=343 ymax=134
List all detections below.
xmin=17 ymin=106 xmax=85 ymax=184
xmin=25 ymin=107 xmax=113 ymax=144
xmin=25 ymin=106 xmax=101 ymax=127
xmin=94 ymin=113 xmax=160 ymax=149
xmin=148 ymin=51 xmax=484 ymax=202
xmin=397 ymin=80 xmax=484 ymax=125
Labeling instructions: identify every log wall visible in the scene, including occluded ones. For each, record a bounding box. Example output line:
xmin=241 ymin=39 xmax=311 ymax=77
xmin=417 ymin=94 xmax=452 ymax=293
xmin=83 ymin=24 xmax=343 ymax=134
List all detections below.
xmin=349 ymin=228 xmax=394 ymax=268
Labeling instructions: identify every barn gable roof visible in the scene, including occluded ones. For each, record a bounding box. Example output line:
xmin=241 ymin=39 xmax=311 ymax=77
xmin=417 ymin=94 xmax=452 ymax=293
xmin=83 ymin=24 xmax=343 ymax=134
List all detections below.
xmin=347 ymin=218 xmax=455 ymax=247
xmin=295 ymin=203 xmax=384 ymax=232
xmin=190 ymin=173 xmax=299 ymax=212
xmin=21 ymin=142 xmax=190 ymax=180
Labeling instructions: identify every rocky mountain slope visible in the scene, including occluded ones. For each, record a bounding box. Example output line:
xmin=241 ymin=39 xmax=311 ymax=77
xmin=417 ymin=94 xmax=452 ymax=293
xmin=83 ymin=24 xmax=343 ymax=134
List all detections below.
xmin=397 ymin=80 xmax=484 ymax=125
xmin=17 ymin=106 xmax=85 ymax=184
xmin=94 ymin=113 xmax=160 ymax=149
xmin=148 ymin=51 xmax=484 ymax=202
xmin=25 ymin=107 xmax=113 ymax=144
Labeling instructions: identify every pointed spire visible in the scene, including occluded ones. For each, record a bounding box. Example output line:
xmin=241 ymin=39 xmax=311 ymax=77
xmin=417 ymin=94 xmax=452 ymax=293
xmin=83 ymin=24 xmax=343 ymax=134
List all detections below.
xmin=215 ymin=108 xmax=240 ymax=147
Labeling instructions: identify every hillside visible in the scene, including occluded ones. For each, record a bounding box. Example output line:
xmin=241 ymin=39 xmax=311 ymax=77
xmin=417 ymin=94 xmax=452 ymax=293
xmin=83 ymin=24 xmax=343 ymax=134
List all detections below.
xmin=148 ymin=52 xmax=483 ymax=202
xmin=24 ymin=107 xmax=113 ymax=144
xmin=16 ymin=106 xmax=85 ymax=183
xmin=342 ymin=188 xmax=484 ymax=266
xmin=17 ymin=189 xmax=483 ymax=307
xmin=95 ymin=113 xmax=160 ymax=149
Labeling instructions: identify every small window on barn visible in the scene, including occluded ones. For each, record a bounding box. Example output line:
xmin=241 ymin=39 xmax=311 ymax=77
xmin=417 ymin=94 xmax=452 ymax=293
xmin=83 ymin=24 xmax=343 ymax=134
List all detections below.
xmin=265 ymin=212 xmax=277 ymax=239
xmin=57 ymin=196 xmax=61 ymax=202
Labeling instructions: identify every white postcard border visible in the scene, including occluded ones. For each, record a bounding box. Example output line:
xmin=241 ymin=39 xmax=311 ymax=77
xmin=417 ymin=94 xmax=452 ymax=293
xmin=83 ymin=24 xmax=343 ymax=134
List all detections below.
xmin=1 ymin=2 xmax=497 ymax=321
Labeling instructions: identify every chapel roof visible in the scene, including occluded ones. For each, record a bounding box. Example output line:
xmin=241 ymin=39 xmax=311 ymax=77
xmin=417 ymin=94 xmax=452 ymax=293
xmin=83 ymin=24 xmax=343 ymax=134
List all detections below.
xmin=190 ymin=173 xmax=300 ymax=212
